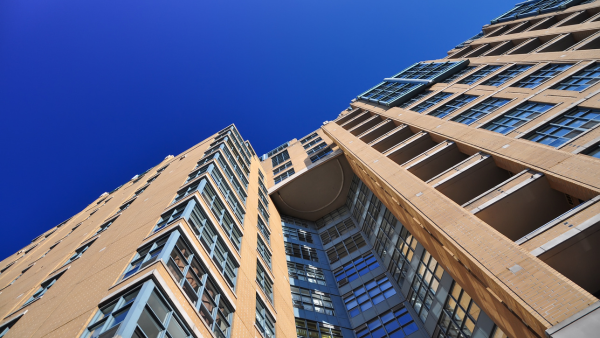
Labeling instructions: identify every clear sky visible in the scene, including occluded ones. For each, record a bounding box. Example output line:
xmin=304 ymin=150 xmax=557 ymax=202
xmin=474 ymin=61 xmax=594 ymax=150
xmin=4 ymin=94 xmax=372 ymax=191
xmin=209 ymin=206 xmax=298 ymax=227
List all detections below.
xmin=0 ymin=0 xmax=517 ymax=260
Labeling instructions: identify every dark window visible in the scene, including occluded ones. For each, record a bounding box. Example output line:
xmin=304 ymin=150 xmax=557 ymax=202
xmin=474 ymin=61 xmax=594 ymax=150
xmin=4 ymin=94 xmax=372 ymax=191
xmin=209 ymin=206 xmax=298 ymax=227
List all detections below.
xmin=450 ymin=97 xmax=510 ymax=125
xmin=482 ymin=64 xmax=532 ymax=86
xmin=511 ymin=63 xmax=572 ymax=88
xmin=552 ymin=63 xmax=600 ymax=91
xmin=525 ymin=107 xmax=600 ymax=147
xmin=483 ymin=102 xmax=554 ymax=134
xmin=429 ymin=95 xmax=478 ymax=118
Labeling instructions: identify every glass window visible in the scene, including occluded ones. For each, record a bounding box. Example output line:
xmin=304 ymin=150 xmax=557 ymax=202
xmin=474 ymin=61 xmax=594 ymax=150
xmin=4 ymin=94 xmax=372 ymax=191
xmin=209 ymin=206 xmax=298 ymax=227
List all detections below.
xmin=291 ymin=286 xmax=335 ymax=315
xmin=359 ymin=82 xmax=422 ymax=105
xmin=287 ymin=262 xmax=326 ymax=285
xmin=352 ymin=183 xmax=369 ymax=221
xmin=0 ymin=316 xmax=21 ymax=338
xmin=458 ymin=65 xmax=502 ymax=85
xmin=436 ymin=282 xmax=481 ymax=338
xmin=303 ymin=137 xmax=323 ymax=149
xmin=362 ymin=194 xmax=382 ymax=238
xmin=399 ymin=90 xmax=433 ymax=109
xmin=483 ymin=101 xmax=554 ymax=134
xmin=266 ymin=143 xmax=290 ymax=158
xmin=306 ymin=142 xmax=328 ymax=155
xmin=282 ymin=215 xmax=308 ymax=228
xmin=300 ymin=133 xmax=319 ymax=144
xmin=355 ymin=305 xmax=418 ymax=338
xmin=1 ymin=265 xmax=33 ymax=290
xmin=256 ymin=296 xmax=276 ymax=338
xmin=23 ymin=271 xmax=65 ymax=307
xmin=310 ymin=148 xmax=333 ymax=163
xmin=295 ymin=319 xmax=342 ymax=338
xmin=258 ymin=203 xmax=269 ymax=225
xmin=511 ymin=63 xmax=573 ymax=88
xmin=320 ymin=218 xmax=355 ymax=245
xmin=315 ymin=205 xmax=348 ymax=229
xmin=256 ymin=261 xmax=274 ymax=304
xmin=525 ymin=107 xmax=600 ymax=147
xmin=271 ymin=150 xmax=290 ymax=167
xmin=552 ymin=62 xmax=600 ymax=91
xmin=63 ymin=241 xmax=95 ymax=267
xmin=257 ymin=216 xmax=271 ymax=245
xmin=582 ymin=142 xmax=600 ymax=159
xmin=429 ymin=95 xmax=478 ymax=118
xmin=346 ymin=175 xmax=360 ymax=209
xmin=374 ymin=209 xmax=397 ymax=260
xmin=411 ymin=92 xmax=453 ymax=113
xmin=325 ymin=233 xmax=366 ymax=264
xmin=283 ymin=226 xmax=313 ymax=243
xmin=408 ymin=250 xmax=444 ymax=322
xmin=333 ymin=253 xmax=380 ymax=287
xmin=343 ymin=275 xmax=397 ymax=317
xmin=442 ymin=66 xmax=477 ymax=84
xmin=115 ymin=199 xmax=135 ymax=215
xmin=389 ymin=225 xmax=419 ymax=287
xmin=482 ymin=64 xmax=532 ymax=86
xmin=257 ymin=236 xmax=272 ymax=270
xmin=273 ymin=162 xmax=292 ymax=175
xmin=122 ymin=236 xmax=169 ymax=280
xmin=285 ymin=243 xmax=319 ymax=262
xmin=202 ymin=171 xmax=245 ymax=224
xmin=451 ymin=97 xmax=511 ymax=125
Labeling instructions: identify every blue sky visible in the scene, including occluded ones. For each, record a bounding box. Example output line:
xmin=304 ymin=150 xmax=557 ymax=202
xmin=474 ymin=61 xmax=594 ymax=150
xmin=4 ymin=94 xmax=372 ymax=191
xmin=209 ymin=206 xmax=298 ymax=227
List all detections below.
xmin=0 ymin=0 xmax=516 ymax=260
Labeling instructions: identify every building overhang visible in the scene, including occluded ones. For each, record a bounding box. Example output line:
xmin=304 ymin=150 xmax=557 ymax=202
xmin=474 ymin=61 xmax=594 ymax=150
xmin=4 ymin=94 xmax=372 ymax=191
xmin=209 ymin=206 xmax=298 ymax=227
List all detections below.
xmin=268 ymin=149 xmax=354 ymax=221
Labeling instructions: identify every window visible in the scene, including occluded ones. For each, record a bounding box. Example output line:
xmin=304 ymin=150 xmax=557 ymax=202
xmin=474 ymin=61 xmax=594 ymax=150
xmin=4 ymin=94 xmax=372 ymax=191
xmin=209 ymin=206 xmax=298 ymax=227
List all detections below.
xmin=355 ymin=305 xmax=418 ymax=338
xmin=408 ymin=250 xmax=444 ymax=322
xmin=525 ymin=107 xmax=600 ymax=147
xmin=457 ymin=65 xmax=501 ymax=85
xmin=429 ymin=95 xmax=478 ymax=118
xmin=359 ymin=82 xmax=422 ymax=105
xmin=255 ymin=296 xmax=276 ymax=338
xmin=582 ymin=142 xmax=600 ymax=159
xmin=123 ymin=236 xmax=169 ymax=280
xmin=320 ymin=218 xmax=354 ymax=245
xmin=201 ymin=179 xmax=245 ymax=233
xmin=390 ymin=225 xmax=418 ymax=287
xmin=274 ymin=169 xmax=295 ymax=184
xmin=399 ymin=90 xmax=432 ymax=108
xmin=133 ymin=185 xmax=148 ymax=197
xmin=283 ymin=226 xmax=313 ymax=243
xmin=436 ymin=282 xmax=481 ymax=338
xmin=256 ymin=261 xmax=274 ymax=303
xmin=202 ymin=169 xmax=245 ymax=223
xmin=258 ymin=202 xmax=269 ymax=224
xmin=296 ymin=319 xmax=342 ymax=338
xmin=346 ymin=175 xmax=360 ymax=208
xmin=511 ymin=63 xmax=573 ymax=88
xmin=315 ymin=205 xmax=348 ymax=229
xmin=115 ymin=199 xmax=135 ymax=215
xmin=146 ymin=174 xmax=159 ymax=184
xmin=257 ymin=216 xmax=271 ymax=244
xmin=271 ymin=150 xmax=290 ymax=167
xmin=156 ymin=164 xmax=169 ymax=173
xmin=258 ymin=187 xmax=269 ymax=206
xmin=482 ymin=64 xmax=532 ymax=86
xmin=266 ymin=142 xmax=290 ymax=158
xmin=285 ymin=242 xmax=319 ymax=262
xmin=310 ymin=148 xmax=333 ymax=163
xmin=0 ymin=316 xmax=22 ymax=338
xmin=450 ymin=97 xmax=511 ymax=125
xmin=96 ymin=218 xmax=118 ymax=235
xmin=272 ymin=161 xmax=292 ymax=175
xmin=333 ymin=253 xmax=380 ymax=287
xmin=410 ymin=92 xmax=453 ymax=113
xmin=352 ymin=183 xmax=369 ymax=221
xmin=82 ymin=288 xmax=140 ymax=338
xmin=362 ymin=194 xmax=382 ymax=237
xmin=343 ymin=275 xmax=397 ymax=317
xmin=24 ymin=271 xmax=65 ymax=307
xmin=483 ymin=102 xmax=554 ymax=134
xmin=281 ymin=215 xmax=308 ymax=228
xmin=442 ymin=66 xmax=476 ymax=84
xmin=291 ymin=286 xmax=335 ymax=315
xmin=303 ymin=137 xmax=323 ymax=149
xmin=552 ymin=63 xmax=600 ymax=91
xmin=374 ymin=209 xmax=397 ymax=260
xmin=300 ymin=133 xmax=318 ymax=144
xmin=63 ymin=241 xmax=95 ymax=266
xmin=257 ymin=236 xmax=272 ymax=269
xmin=287 ymin=262 xmax=326 ymax=285
xmin=493 ymin=0 xmax=583 ymax=23
xmin=326 ymin=233 xmax=367 ymax=264
xmin=306 ymin=142 xmax=328 ymax=155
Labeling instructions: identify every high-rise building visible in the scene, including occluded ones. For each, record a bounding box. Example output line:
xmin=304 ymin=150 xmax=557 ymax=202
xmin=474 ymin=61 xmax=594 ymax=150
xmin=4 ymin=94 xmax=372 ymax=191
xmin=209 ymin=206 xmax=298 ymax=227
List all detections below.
xmin=1 ymin=1 xmax=600 ymax=338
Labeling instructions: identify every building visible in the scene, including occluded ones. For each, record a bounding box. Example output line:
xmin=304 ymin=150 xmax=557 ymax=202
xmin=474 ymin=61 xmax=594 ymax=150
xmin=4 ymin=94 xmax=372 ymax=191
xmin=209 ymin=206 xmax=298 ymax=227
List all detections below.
xmin=1 ymin=0 xmax=600 ymax=337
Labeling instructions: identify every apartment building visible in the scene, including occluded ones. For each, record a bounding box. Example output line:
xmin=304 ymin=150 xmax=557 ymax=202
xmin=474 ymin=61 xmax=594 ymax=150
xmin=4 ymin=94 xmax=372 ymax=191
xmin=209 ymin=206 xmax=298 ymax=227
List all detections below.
xmin=1 ymin=0 xmax=600 ymax=338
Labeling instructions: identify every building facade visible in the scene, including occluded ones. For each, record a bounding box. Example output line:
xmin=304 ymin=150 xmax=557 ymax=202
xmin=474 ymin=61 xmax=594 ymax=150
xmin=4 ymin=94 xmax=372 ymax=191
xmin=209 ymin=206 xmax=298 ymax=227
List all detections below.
xmin=2 ymin=1 xmax=600 ymax=338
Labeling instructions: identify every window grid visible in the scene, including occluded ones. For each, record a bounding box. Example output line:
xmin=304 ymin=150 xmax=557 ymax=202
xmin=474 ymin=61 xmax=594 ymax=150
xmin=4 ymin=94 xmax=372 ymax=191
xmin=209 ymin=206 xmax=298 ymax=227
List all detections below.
xmin=552 ymin=63 xmax=600 ymax=91
xmin=346 ymin=175 xmax=360 ymax=209
xmin=320 ymin=218 xmax=355 ymax=245
xmin=256 ymin=296 xmax=276 ymax=338
xmin=257 ymin=216 xmax=271 ymax=245
xmin=399 ymin=90 xmax=433 ymax=108
xmin=352 ymin=183 xmax=369 ymax=221
xmin=442 ymin=66 xmax=476 ymax=84
xmin=306 ymin=142 xmax=328 ymax=155
xmin=355 ymin=305 xmax=419 ymax=338
xmin=408 ymin=250 xmax=444 ymax=323
xmin=285 ymin=242 xmax=319 ymax=262
xmin=281 ymin=215 xmax=308 ymax=228
xmin=291 ymin=286 xmax=335 ymax=315
xmin=429 ymin=94 xmax=478 ymax=118
xmin=271 ymin=150 xmax=290 ymax=167
xmin=96 ymin=218 xmax=117 ymax=235
xmin=436 ymin=283 xmax=481 ymax=338
xmin=256 ymin=261 xmax=274 ymax=304
xmin=343 ymin=275 xmax=397 ymax=317
xmin=310 ymin=148 xmax=333 ymax=163
xmin=199 ymin=183 xmax=244 ymax=251
xmin=525 ymin=107 xmax=600 ymax=147
xmin=258 ymin=188 xmax=269 ymax=207
xmin=362 ymin=194 xmax=382 ymax=238
xmin=303 ymin=137 xmax=323 ymax=149
xmin=451 ymin=97 xmax=510 ymax=125
xmin=483 ymin=101 xmax=554 ymax=134
xmin=287 ymin=262 xmax=326 ymax=285
xmin=63 ymin=241 xmax=95 ymax=267
xmin=203 ymin=167 xmax=245 ymax=222
xmin=274 ymin=169 xmax=295 ymax=184
xmin=411 ymin=92 xmax=453 ymax=113
xmin=482 ymin=64 xmax=532 ymax=86
xmin=360 ymin=82 xmax=421 ymax=105
xmin=300 ymin=133 xmax=319 ymax=144
xmin=582 ymin=142 xmax=600 ymax=159
xmin=257 ymin=237 xmax=272 ymax=270
xmin=374 ymin=209 xmax=397 ymax=260
xmin=296 ymin=319 xmax=342 ymax=338
xmin=333 ymin=253 xmax=380 ymax=287
xmin=258 ymin=202 xmax=269 ymax=225
xmin=266 ymin=143 xmax=289 ymax=158
xmin=326 ymin=233 xmax=367 ymax=264
xmin=24 ymin=271 xmax=65 ymax=307
xmin=389 ymin=225 xmax=419 ymax=287
xmin=512 ymin=63 xmax=573 ymax=88
xmin=458 ymin=65 xmax=501 ymax=85
xmin=283 ymin=226 xmax=313 ymax=243
xmin=272 ymin=162 xmax=292 ymax=175
xmin=315 ymin=205 xmax=348 ymax=229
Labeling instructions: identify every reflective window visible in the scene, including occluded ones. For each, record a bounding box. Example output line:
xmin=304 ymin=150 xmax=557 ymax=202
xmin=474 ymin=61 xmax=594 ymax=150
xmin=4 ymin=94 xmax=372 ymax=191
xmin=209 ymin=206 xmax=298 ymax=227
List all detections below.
xmin=583 ymin=142 xmax=600 ymax=159
xmin=320 ymin=218 xmax=355 ymax=245
xmin=306 ymin=142 xmax=328 ymax=155
xmin=482 ymin=102 xmax=554 ymax=134
xmin=257 ymin=216 xmax=271 ymax=244
xmin=287 ymin=262 xmax=326 ymax=285
xmin=411 ymin=92 xmax=453 ymax=113
xmin=0 ymin=316 xmax=21 ymax=338
xmin=257 ymin=236 xmax=272 ymax=270
xmin=511 ymin=63 xmax=572 ymax=88
xmin=482 ymin=64 xmax=532 ymax=86
xmin=374 ymin=209 xmax=397 ymax=260
xmin=363 ymin=193 xmax=382 ymax=238
xmin=286 ymin=243 xmax=319 ymax=262
xmin=343 ymin=275 xmax=397 ymax=317
xmin=274 ymin=169 xmax=295 ymax=184
xmin=429 ymin=95 xmax=478 ymax=118
xmin=310 ymin=148 xmax=333 ymax=163
xmin=296 ymin=319 xmax=342 ymax=338
xmin=291 ymin=286 xmax=335 ymax=315
xmin=303 ymin=137 xmax=323 ymax=149
xmin=122 ymin=236 xmax=169 ymax=280
xmin=63 ymin=240 xmax=95 ymax=267
xmin=457 ymin=65 xmax=501 ymax=85
xmin=272 ymin=162 xmax=292 ymax=175
xmin=272 ymin=150 xmax=290 ymax=167
xmin=326 ymin=233 xmax=366 ymax=264
xmin=333 ymin=253 xmax=380 ymax=287
xmin=553 ymin=63 xmax=600 ymax=91
xmin=256 ymin=296 xmax=276 ymax=338
xmin=399 ymin=91 xmax=433 ymax=109
xmin=436 ymin=282 xmax=481 ymax=338
xmin=96 ymin=218 xmax=118 ymax=235
xmin=525 ymin=107 xmax=600 ymax=147
xmin=24 ymin=271 xmax=65 ymax=307
xmin=389 ymin=225 xmax=418 ymax=287
xmin=283 ymin=226 xmax=313 ymax=243
xmin=450 ymin=97 xmax=510 ymax=125
xmin=300 ymin=133 xmax=318 ymax=144
xmin=355 ymin=305 xmax=418 ymax=338
xmin=408 ymin=250 xmax=444 ymax=322
xmin=256 ymin=261 xmax=274 ymax=304
xmin=442 ymin=67 xmax=476 ymax=84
